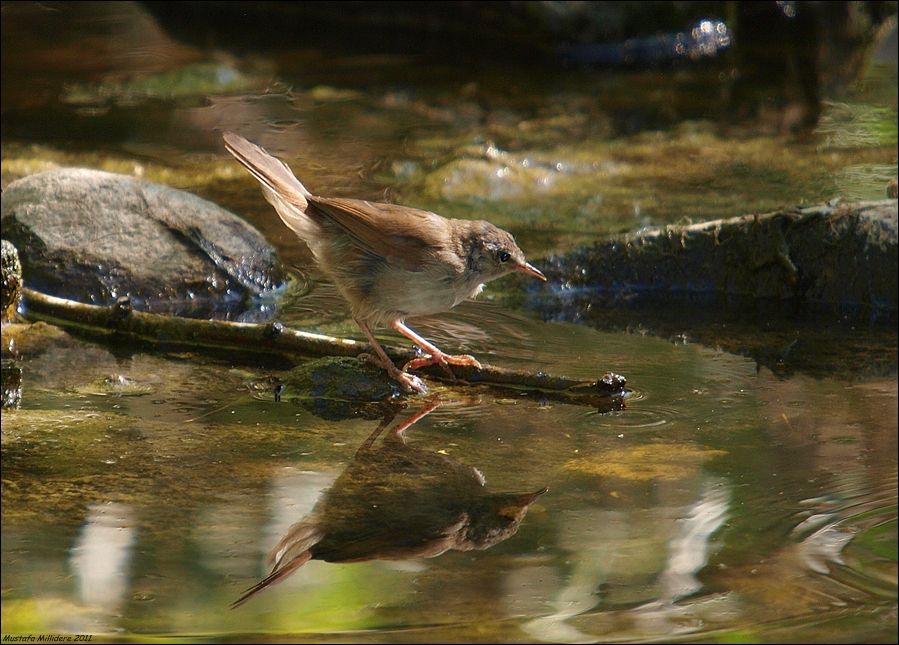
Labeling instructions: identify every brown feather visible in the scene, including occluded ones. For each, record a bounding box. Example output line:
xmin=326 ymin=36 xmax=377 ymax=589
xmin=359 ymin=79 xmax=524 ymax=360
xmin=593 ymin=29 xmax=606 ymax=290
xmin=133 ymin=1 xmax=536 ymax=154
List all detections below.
xmin=310 ymin=197 xmax=455 ymax=272
xmin=230 ymin=550 xmax=312 ymax=609
xmin=222 ymin=131 xmax=309 ymax=211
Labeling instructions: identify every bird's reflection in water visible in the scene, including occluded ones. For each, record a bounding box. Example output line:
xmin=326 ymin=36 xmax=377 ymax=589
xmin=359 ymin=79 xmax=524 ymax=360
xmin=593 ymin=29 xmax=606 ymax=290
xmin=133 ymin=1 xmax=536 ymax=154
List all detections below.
xmin=233 ymin=399 xmax=547 ymax=608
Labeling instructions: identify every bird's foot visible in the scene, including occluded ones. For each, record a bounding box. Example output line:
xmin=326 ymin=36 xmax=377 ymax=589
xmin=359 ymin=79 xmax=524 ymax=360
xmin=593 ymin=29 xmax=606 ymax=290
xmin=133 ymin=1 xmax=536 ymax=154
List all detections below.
xmin=361 ymin=353 xmax=428 ymax=394
xmin=403 ymin=352 xmax=482 ymax=377
xmin=394 ymin=370 xmax=428 ymax=395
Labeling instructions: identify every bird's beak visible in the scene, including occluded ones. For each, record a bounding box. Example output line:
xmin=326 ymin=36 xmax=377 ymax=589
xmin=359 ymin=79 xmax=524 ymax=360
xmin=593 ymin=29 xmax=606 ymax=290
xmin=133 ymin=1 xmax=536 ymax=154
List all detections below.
xmin=498 ymin=486 xmax=548 ymax=518
xmin=517 ymin=486 xmax=549 ymax=504
xmin=517 ymin=262 xmax=546 ymax=281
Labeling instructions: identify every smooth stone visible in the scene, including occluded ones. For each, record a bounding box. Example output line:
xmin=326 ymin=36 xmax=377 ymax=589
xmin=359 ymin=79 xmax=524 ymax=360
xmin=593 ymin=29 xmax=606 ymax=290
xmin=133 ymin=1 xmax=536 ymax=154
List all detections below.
xmin=1 ymin=168 xmax=286 ymax=319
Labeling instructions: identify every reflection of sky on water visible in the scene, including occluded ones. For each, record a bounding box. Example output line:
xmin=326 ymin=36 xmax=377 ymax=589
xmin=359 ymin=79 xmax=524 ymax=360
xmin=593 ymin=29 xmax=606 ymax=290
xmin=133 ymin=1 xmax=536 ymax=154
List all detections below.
xmin=521 ymin=477 xmax=730 ymax=643
xmin=70 ymin=503 xmax=135 ymax=611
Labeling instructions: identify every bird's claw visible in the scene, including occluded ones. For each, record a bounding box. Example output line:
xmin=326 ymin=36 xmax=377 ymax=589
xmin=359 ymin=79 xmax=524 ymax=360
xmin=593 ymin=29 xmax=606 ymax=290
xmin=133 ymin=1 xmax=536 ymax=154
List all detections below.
xmin=404 ymin=353 xmax=482 ymax=376
xmin=396 ymin=371 xmax=428 ymax=395
xmin=360 ymin=352 xmax=428 ymax=394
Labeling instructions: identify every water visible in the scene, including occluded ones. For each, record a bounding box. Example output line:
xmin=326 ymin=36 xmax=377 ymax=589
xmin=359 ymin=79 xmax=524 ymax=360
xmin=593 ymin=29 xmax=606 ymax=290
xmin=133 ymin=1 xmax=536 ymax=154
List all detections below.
xmin=2 ymin=3 xmax=897 ymax=642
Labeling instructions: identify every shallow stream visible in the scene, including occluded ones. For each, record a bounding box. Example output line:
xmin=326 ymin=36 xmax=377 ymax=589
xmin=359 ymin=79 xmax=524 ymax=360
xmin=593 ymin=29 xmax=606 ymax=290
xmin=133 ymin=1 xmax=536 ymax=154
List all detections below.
xmin=2 ymin=4 xmax=896 ymax=642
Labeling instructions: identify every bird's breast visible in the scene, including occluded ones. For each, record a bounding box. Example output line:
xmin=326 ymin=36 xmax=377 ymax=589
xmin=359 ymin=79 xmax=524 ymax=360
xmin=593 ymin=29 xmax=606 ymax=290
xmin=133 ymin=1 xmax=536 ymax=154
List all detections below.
xmin=313 ymin=236 xmax=487 ymax=323
xmin=371 ymin=264 xmax=461 ymax=317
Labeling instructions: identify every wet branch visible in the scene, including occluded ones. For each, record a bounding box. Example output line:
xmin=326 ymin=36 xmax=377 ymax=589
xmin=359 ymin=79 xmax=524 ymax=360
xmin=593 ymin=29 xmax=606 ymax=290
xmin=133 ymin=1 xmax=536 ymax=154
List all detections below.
xmin=20 ymin=287 xmax=626 ymax=408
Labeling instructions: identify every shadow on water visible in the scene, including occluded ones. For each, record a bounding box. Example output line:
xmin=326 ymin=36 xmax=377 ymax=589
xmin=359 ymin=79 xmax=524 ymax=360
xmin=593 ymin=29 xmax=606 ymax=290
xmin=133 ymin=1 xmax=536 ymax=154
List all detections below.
xmin=232 ymin=399 xmax=547 ymax=608
xmin=527 ymin=293 xmax=899 ymax=381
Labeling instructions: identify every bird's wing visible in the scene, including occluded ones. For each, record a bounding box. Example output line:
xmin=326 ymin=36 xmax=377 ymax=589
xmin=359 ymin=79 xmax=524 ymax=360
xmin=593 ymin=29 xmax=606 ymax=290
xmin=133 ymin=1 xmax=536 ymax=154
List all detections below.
xmin=268 ymin=521 xmax=324 ymax=569
xmin=312 ymin=512 xmax=470 ymax=563
xmin=310 ymin=197 xmax=453 ymax=272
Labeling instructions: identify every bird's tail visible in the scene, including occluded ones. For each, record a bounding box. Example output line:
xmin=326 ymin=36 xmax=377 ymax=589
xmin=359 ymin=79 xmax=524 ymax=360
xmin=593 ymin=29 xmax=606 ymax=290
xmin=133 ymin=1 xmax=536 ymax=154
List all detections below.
xmin=230 ymin=522 xmax=324 ymax=609
xmin=230 ymin=550 xmax=312 ymax=609
xmin=222 ymin=131 xmax=320 ymax=241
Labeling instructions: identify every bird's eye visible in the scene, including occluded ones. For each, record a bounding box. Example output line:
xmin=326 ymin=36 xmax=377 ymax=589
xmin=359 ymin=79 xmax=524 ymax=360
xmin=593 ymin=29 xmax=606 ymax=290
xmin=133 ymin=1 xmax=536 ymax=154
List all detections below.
xmin=499 ymin=251 xmax=511 ymax=263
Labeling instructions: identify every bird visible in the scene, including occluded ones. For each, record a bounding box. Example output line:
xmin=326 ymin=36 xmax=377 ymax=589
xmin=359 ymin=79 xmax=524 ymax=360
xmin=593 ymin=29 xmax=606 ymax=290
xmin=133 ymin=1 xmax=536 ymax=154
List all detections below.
xmin=231 ymin=400 xmax=547 ymax=608
xmin=223 ymin=131 xmax=545 ymax=394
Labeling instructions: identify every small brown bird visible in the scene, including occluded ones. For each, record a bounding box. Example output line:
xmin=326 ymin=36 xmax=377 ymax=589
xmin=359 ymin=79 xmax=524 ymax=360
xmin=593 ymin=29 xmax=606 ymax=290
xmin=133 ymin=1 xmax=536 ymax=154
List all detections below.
xmin=223 ymin=132 xmax=545 ymax=393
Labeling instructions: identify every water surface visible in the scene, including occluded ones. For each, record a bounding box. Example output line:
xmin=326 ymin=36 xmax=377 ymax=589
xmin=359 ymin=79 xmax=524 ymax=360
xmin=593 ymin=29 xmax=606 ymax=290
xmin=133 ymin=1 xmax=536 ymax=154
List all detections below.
xmin=2 ymin=3 xmax=896 ymax=643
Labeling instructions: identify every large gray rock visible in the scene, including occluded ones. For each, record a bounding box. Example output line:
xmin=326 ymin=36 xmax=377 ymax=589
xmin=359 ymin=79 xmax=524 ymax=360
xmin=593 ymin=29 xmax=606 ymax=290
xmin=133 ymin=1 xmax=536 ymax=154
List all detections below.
xmin=1 ymin=168 xmax=285 ymax=319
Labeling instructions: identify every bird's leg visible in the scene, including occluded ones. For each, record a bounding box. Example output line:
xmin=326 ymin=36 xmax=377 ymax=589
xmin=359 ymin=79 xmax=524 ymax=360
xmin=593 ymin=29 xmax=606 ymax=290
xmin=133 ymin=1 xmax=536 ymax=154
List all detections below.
xmin=390 ymin=321 xmax=482 ymax=376
xmin=356 ymin=414 xmax=394 ymax=457
xmin=358 ymin=398 xmax=441 ymax=458
xmin=355 ymin=319 xmax=427 ymax=394
xmin=390 ymin=398 xmax=442 ymax=441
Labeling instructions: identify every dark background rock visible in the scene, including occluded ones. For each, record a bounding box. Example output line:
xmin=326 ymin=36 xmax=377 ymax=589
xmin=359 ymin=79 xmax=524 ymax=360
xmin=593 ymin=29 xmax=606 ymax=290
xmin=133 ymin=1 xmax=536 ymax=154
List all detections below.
xmin=139 ymin=1 xmax=895 ymax=132
xmin=1 ymin=168 xmax=286 ymax=320
xmin=537 ymin=200 xmax=898 ymax=313
xmin=528 ymin=200 xmax=898 ymax=380
xmin=139 ymin=2 xmax=894 ymax=67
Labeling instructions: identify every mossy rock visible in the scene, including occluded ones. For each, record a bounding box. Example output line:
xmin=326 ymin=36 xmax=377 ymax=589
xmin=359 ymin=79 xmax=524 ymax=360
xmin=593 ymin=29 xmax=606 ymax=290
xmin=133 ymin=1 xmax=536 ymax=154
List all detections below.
xmin=281 ymin=356 xmax=407 ymax=420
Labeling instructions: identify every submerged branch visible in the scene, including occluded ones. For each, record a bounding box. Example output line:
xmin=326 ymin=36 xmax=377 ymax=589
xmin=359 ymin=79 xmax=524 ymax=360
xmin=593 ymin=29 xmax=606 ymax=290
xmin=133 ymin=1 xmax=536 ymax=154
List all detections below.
xmin=20 ymin=288 xmax=626 ymax=408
